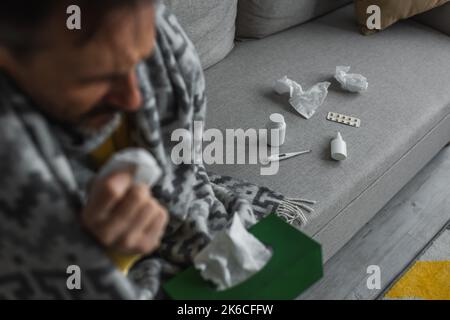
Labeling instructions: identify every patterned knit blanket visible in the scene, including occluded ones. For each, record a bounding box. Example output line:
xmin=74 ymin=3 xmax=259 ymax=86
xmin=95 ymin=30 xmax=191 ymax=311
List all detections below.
xmin=0 ymin=4 xmax=314 ymax=299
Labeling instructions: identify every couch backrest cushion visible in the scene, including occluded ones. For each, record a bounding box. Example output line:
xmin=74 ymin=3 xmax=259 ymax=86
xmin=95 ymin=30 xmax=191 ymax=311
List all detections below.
xmin=236 ymin=0 xmax=352 ymax=39
xmin=164 ymin=0 xmax=237 ymax=69
xmin=414 ymin=2 xmax=450 ymax=36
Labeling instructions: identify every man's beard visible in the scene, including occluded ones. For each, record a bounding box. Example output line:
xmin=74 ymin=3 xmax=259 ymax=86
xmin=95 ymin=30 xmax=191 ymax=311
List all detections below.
xmin=56 ymin=106 xmax=124 ymax=155
xmin=78 ymin=112 xmax=122 ymax=142
xmin=77 ymin=103 xmax=124 ymax=134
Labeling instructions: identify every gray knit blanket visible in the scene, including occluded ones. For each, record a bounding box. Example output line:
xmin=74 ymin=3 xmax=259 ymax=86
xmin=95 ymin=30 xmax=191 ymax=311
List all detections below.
xmin=0 ymin=4 xmax=313 ymax=299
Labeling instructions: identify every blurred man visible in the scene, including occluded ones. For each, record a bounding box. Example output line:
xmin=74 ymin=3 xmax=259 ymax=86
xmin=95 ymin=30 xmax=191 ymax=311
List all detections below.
xmin=0 ymin=0 xmax=286 ymax=299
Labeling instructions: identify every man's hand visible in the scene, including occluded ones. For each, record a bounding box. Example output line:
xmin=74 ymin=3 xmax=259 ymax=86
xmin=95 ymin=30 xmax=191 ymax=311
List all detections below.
xmin=81 ymin=169 xmax=169 ymax=255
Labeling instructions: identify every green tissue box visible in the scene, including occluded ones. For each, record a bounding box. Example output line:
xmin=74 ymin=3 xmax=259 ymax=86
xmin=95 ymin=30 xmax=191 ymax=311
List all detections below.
xmin=163 ymin=214 xmax=323 ymax=300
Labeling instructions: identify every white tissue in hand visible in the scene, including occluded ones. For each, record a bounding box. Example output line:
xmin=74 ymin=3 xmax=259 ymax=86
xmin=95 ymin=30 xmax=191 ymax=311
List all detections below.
xmin=274 ymin=76 xmax=330 ymax=119
xmin=97 ymin=148 xmax=162 ymax=187
xmin=334 ymin=66 xmax=368 ymax=93
xmin=193 ymin=214 xmax=272 ymax=291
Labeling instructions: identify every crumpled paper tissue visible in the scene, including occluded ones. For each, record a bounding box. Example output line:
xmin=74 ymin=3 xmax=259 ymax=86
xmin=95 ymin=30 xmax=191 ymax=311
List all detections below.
xmin=193 ymin=214 xmax=272 ymax=291
xmin=334 ymin=66 xmax=368 ymax=93
xmin=97 ymin=148 xmax=162 ymax=187
xmin=274 ymin=76 xmax=330 ymax=119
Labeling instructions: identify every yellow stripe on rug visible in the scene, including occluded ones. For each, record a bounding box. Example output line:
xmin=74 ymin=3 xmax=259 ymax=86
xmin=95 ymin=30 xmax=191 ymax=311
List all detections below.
xmin=385 ymin=260 xmax=450 ymax=300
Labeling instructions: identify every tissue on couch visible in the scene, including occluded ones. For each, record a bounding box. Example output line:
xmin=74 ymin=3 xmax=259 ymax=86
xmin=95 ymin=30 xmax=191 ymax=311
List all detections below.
xmin=274 ymin=76 xmax=330 ymax=119
xmin=334 ymin=66 xmax=368 ymax=93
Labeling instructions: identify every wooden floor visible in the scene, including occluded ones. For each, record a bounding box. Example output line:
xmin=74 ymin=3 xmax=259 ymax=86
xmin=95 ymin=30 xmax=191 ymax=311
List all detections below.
xmin=299 ymin=146 xmax=450 ymax=300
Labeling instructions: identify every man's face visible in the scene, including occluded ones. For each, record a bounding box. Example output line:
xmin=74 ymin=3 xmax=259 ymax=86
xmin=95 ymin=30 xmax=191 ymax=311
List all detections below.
xmin=2 ymin=3 xmax=156 ymax=131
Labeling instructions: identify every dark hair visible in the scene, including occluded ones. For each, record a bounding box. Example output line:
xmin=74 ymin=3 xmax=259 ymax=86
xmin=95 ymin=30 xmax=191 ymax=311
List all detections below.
xmin=0 ymin=0 xmax=153 ymax=57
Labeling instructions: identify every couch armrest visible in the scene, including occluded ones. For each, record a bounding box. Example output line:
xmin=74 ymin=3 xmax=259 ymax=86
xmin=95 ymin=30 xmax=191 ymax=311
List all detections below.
xmin=414 ymin=2 xmax=450 ymax=36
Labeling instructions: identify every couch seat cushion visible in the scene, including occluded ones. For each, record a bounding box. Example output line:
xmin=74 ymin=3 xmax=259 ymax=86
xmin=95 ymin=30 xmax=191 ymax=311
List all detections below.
xmin=204 ymin=5 xmax=450 ymax=260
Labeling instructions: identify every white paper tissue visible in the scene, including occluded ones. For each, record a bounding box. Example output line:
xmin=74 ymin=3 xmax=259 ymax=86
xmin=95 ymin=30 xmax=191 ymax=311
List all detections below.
xmin=274 ymin=76 xmax=330 ymax=119
xmin=334 ymin=66 xmax=368 ymax=93
xmin=193 ymin=214 xmax=272 ymax=291
xmin=274 ymin=76 xmax=295 ymax=96
xmin=97 ymin=148 xmax=162 ymax=187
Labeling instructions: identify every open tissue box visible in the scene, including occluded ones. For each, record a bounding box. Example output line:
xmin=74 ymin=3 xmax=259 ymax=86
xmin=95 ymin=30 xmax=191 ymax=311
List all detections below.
xmin=163 ymin=214 xmax=323 ymax=300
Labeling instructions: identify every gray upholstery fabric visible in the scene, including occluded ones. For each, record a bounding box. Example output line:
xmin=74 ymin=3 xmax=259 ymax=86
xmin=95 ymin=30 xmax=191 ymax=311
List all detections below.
xmin=414 ymin=2 xmax=450 ymax=35
xmin=236 ymin=0 xmax=351 ymax=39
xmin=204 ymin=5 xmax=450 ymax=260
xmin=165 ymin=0 xmax=237 ymax=69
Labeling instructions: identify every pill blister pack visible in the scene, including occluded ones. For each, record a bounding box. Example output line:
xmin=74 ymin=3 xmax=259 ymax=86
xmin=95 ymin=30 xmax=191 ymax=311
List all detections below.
xmin=327 ymin=112 xmax=361 ymax=128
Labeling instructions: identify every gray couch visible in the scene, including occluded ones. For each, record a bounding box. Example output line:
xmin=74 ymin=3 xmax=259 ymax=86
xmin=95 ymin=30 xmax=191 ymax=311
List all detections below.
xmin=166 ymin=1 xmax=450 ymax=263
